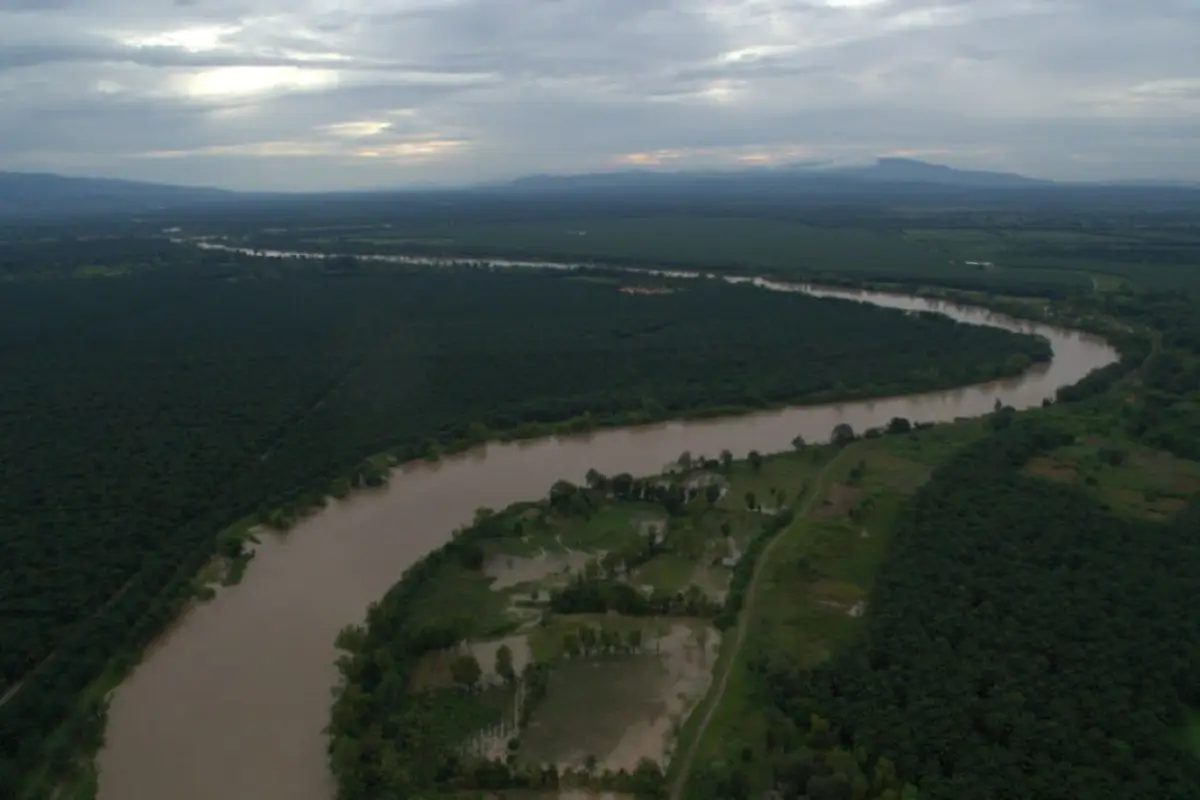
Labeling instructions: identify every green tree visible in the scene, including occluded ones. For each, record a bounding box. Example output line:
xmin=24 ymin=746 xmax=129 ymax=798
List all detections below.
xmin=450 ymin=653 xmax=482 ymax=690
xmin=495 ymin=644 xmax=515 ymax=684
xmin=831 ymin=422 xmax=856 ymax=446
xmin=748 ymin=450 xmax=763 ymax=471
xmin=792 ymin=434 xmax=807 ymax=450
xmin=585 ymin=467 xmax=606 ymax=489
xmin=631 ymin=757 xmax=666 ymax=798
xmin=745 ymin=491 xmax=757 ymax=510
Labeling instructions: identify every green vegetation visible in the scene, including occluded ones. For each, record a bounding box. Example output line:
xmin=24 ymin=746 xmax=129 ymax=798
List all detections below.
xmin=195 ymin=205 xmax=1200 ymax=294
xmin=326 ymin=444 xmax=847 ymax=798
xmin=1 ymin=261 xmax=1048 ymax=797
xmin=4 ymin=193 xmax=1199 ymax=799
xmin=760 ymin=420 xmax=1200 ymax=799
xmin=674 ymin=288 xmax=1200 ymax=799
xmin=671 ymin=422 xmax=988 ymax=798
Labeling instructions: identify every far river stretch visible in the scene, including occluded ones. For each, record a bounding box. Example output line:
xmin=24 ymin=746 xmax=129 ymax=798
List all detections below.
xmin=96 ymin=273 xmax=1118 ymax=800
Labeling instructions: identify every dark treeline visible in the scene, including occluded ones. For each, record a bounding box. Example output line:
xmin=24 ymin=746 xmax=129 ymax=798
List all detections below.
xmin=0 ymin=264 xmax=1046 ymax=794
xmin=734 ymin=420 xmax=1200 ymax=799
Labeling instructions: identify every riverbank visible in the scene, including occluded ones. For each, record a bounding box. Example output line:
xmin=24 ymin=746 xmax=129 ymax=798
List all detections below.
xmin=89 ymin=284 xmax=1113 ymax=800
xmin=323 ymin=449 xmax=830 ymax=797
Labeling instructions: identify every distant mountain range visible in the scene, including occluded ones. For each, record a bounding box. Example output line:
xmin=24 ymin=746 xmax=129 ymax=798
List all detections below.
xmin=0 ymin=171 xmax=240 ymax=219
xmin=0 ymin=158 xmax=1196 ymax=219
xmin=499 ymin=157 xmax=1053 ymax=193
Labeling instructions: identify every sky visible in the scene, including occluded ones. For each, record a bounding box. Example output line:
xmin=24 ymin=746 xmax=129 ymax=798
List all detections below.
xmin=0 ymin=0 xmax=1197 ymax=191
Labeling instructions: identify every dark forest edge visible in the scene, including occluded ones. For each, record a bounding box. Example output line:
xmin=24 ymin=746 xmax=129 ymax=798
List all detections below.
xmin=1 ymin=265 xmax=1053 ymax=799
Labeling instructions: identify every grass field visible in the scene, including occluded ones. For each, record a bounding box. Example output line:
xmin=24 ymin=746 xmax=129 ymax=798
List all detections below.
xmin=901 ymin=224 xmax=1200 ymax=291
xmin=674 ymin=420 xmax=990 ymax=792
xmin=1024 ymin=435 xmax=1200 ymax=520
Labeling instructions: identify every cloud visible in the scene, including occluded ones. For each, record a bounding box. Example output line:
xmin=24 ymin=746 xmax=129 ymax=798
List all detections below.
xmin=0 ymin=0 xmax=1197 ymax=189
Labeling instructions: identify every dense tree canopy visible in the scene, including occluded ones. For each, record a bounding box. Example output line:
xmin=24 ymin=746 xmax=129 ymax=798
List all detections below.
xmin=758 ymin=421 xmax=1200 ymax=799
xmin=0 ymin=263 xmax=1048 ymax=795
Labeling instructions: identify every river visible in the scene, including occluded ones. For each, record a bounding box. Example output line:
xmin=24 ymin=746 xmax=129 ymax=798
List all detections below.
xmin=95 ymin=261 xmax=1118 ymax=800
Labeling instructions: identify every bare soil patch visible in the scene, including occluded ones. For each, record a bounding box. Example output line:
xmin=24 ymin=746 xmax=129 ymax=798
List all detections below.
xmin=813 ymin=483 xmax=864 ymax=520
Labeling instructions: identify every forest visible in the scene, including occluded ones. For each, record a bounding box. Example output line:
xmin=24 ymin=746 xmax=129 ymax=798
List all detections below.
xmin=0 ymin=260 xmax=1048 ymax=795
xmin=679 ymin=285 xmax=1200 ymax=799
xmin=158 ymin=198 xmax=1200 ymax=294
xmin=727 ymin=418 xmax=1200 ymax=799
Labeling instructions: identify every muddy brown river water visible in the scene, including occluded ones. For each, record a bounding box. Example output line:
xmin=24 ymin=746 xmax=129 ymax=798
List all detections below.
xmin=95 ymin=270 xmax=1117 ymax=800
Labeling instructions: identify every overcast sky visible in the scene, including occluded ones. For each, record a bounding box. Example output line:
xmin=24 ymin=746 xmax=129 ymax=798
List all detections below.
xmin=1 ymin=0 xmax=1196 ymax=191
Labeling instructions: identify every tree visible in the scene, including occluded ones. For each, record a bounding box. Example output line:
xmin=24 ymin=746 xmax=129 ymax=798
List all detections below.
xmin=585 ymin=468 xmax=606 ymax=490
xmin=705 ymin=483 xmax=721 ymax=504
xmin=495 ymin=644 xmax=515 ymax=684
xmin=745 ymin=491 xmax=757 ymax=510
xmin=457 ymin=541 xmax=484 ymax=570
xmin=450 ymin=653 xmax=482 ymax=690
xmin=626 ymin=628 xmax=643 ymax=652
xmin=792 ymin=434 xmax=807 ymax=451
xmin=677 ymin=450 xmax=693 ymax=469
xmin=720 ymin=449 xmax=734 ymax=472
xmin=886 ymin=417 xmax=912 ymax=435
xmin=631 ymin=757 xmax=666 ymax=798
xmin=748 ymin=450 xmax=763 ymax=472
xmin=831 ymin=422 xmax=856 ymax=446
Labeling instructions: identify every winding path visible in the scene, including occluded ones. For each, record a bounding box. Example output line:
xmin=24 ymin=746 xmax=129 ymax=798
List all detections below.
xmin=669 ymin=446 xmax=853 ymax=798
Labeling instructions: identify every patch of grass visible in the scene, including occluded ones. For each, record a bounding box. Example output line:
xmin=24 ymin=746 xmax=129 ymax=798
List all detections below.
xmin=632 ymin=553 xmax=697 ymax=595
xmin=721 ymin=449 xmax=827 ymax=512
xmin=489 ymin=502 xmax=659 ymax=558
xmin=406 ymin=562 xmax=518 ymax=639
xmin=877 ymin=418 xmax=988 ymax=468
xmin=678 ymin=429 xmax=976 ymax=787
xmin=518 ymin=654 xmax=666 ymax=768
xmin=526 ymin=615 xmax=670 ymax=663
xmin=560 ymin=504 xmax=661 ymax=552
xmin=1023 ymin=437 xmax=1200 ymax=520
